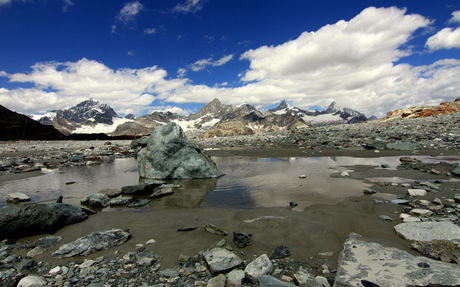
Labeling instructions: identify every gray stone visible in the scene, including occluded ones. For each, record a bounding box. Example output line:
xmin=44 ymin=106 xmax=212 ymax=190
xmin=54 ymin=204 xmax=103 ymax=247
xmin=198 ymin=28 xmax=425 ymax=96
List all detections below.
xmin=150 ymin=187 xmax=174 ymax=199
xmin=137 ymin=122 xmax=223 ymax=179
xmin=391 ymin=199 xmax=410 ymax=205
xmin=109 ymin=196 xmax=132 ymax=206
xmin=226 ymin=269 xmax=245 ymax=286
xmin=386 ymin=142 xmax=418 ymax=151
xmin=293 ymin=270 xmax=322 ymax=287
xmin=6 ymin=192 xmax=31 ymax=203
xmin=269 ymin=245 xmax=291 ymax=259
xmin=203 ymin=224 xmax=229 ymax=236
xmin=53 ymin=229 xmax=130 ymax=258
xmin=27 ymin=246 xmax=46 ymax=258
xmin=258 ymin=275 xmax=295 ymax=287
xmin=206 ymin=273 xmax=226 ymax=287
xmin=0 ymin=203 xmax=88 ymax=240
xmin=451 ymin=164 xmax=460 ymax=176
xmin=81 ymin=193 xmax=110 ymax=208
xmin=411 ymin=240 xmax=460 ymax=264
xmin=245 ymin=254 xmax=274 ymax=283
xmin=378 ymin=215 xmax=393 ymax=222
xmin=334 ymin=233 xmax=460 ymax=287
xmin=36 ymin=235 xmax=62 ymax=248
xmin=126 ymin=199 xmax=150 ymax=207
xmin=363 ymin=188 xmax=376 ymax=195
xmin=408 ymin=189 xmax=427 ymax=197
xmin=394 ymin=221 xmax=460 ymax=241
xmin=202 ymin=248 xmax=243 ymax=275
xmin=233 ymin=232 xmax=252 ymax=249
xmin=17 ymin=275 xmax=47 ymax=287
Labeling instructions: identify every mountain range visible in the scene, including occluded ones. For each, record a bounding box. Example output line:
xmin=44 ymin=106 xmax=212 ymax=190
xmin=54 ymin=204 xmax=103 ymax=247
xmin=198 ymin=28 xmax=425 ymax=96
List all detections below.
xmin=32 ymin=98 xmax=370 ymax=137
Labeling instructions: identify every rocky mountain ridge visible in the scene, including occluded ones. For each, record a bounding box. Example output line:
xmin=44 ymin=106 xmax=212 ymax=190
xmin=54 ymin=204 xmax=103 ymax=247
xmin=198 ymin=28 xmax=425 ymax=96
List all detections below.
xmin=383 ymin=98 xmax=460 ymax=121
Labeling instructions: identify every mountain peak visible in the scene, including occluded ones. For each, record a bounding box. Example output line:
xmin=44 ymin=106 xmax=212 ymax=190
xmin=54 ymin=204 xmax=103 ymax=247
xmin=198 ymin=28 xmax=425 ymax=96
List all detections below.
xmin=268 ymin=100 xmax=289 ymax=113
xmin=196 ymin=98 xmax=228 ymax=117
xmin=325 ymin=101 xmax=340 ymax=113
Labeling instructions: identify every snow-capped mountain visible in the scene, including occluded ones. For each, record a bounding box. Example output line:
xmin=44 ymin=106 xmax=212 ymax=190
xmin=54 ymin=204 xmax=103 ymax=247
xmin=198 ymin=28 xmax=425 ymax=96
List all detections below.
xmin=268 ymin=100 xmax=368 ymax=126
xmin=34 ymin=99 xmax=133 ymax=135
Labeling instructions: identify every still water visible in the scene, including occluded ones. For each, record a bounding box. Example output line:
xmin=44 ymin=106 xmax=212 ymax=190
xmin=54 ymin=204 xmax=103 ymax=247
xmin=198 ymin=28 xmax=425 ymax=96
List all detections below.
xmin=0 ymin=155 xmax=457 ymax=209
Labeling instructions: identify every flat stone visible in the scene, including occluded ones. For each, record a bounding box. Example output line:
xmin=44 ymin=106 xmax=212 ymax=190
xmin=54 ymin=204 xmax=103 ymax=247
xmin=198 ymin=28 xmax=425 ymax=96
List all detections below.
xmin=334 ymin=233 xmax=460 ymax=287
xmin=17 ymin=275 xmax=47 ymax=287
xmin=80 ymin=193 xmax=110 ymax=208
xmin=411 ymin=240 xmax=460 ymax=264
xmin=258 ymin=275 xmax=295 ymax=287
xmin=27 ymin=246 xmax=46 ymax=258
xmin=126 ymin=199 xmax=150 ymax=208
xmin=410 ymin=209 xmax=433 ymax=217
xmin=109 ymin=196 xmax=132 ymax=207
xmin=387 ymin=142 xmax=418 ymax=151
xmin=293 ymin=270 xmax=322 ymax=287
xmin=394 ymin=221 xmax=460 ymax=241
xmin=53 ymin=229 xmax=130 ymax=258
xmin=391 ymin=199 xmax=410 ymax=205
xmin=206 ymin=274 xmax=227 ymax=287
xmin=363 ymin=188 xmax=376 ymax=195
xmin=245 ymin=254 xmax=274 ymax=283
xmin=202 ymin=248 xmax=243 ymax=275
xmin=6 ymin=192 xmax=31 ymax=203
xmin=226 ymin=269 xmax=245 ymax=287
xmin=408 ymin=189 xmax=427 ymax=197
xmin=203 ymin=224 xmax=229 ymax=236
xmin=150 ymin=187 xmax=174 ymax=199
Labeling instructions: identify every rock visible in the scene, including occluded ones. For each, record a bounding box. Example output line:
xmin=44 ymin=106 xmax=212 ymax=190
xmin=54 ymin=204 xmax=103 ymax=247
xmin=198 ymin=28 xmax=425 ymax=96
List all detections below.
xmin=226 ymin=269 xmax=245 ymax=286
xmin=130 ymin=137 xmax=149 ymax=149
xmin=258 ymin=275 xmax=295 ymax=287
xmin=381 ymin=164 xmax=390 ymax=168
xmin=6 ymin=192 xmax=31 ymax=203
xmin=202 ymin=248 xmax=243 ymax=275
xmin=0 ymin=203 xmax=88 ymax=240
xmin=245 ymin=254 xmax=274 ymax=283
xmin=269 ymin=245 xmax=291 ymax=259
xmin=340 ymin=171 xmax=349 ymax=177
xmin=399 ymin=213 xmax=422 ymax=223
xmin=27 ymin=246 xmax=46 ymax=258
xmin=450 ymin=164 xmax=460 ymax=176
xmin=363 ymin=188 xmax=376 ymax=195
xmin=386 ymin=142 xmax=418 ymax=151
xmin=454 ymin=193 xmax=460 ymax=203
xmin=394 ymin=221 xmax=460 ymax=241
xmin=391 ymin=199 xmax=410 ymax=205
xmin=407 ymin=189 xmax=427 ymax=197
xmin=36 ymin=235 xmax=62 ymax=248
xmin=98 ymin=188 xmax=122 ymax=197
xmin=233 ymin=232 xmax=252 ymax=249
xmin=137 ymin=122 xmax=224 ymax=179
xmin=334 ymin=233 xmax=460 ymax=287
xmin=203 ymin=224 xmax=229 ymax=236
xmin=206 ymin=274 xmax=226 ymax=287
xmin=400 ymin=156 xmax=419 ymax=163
xmin=81 ymin=193 xmax=110 ymax=208
xmin=17 ymin=275 xmax=47 ymax=287
xmin=410 ymin=208 xmax=433 ymax=217
xmin=108 ymin=196 xmax=132 ymax=206
xmin=378 ymin=215 xmax=393 ymax=222
xmin=411 ymin=240 xmax=460 ymax=264
xmin=299 ymin=174 xmax=307 ymax=179
xmin=293 ymin=270 xmax=322 ymax=287
xmin=289 ymin=201 xmax=298 ymax=207
xmin=53 ymin=229 xmax=130 ymax=258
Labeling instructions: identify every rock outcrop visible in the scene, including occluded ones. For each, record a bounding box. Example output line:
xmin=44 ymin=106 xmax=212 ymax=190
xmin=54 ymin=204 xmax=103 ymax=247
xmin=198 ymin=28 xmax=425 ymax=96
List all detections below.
xmin=137 ymin=122 xmax=223 ymax=179
xmin=0 ymin=203 xmax=88 ymax=240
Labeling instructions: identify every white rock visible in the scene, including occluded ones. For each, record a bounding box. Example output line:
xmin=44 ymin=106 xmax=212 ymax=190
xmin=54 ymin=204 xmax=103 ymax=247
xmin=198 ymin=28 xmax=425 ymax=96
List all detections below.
xmin=299 ymin=174 xmax=307 ymax=179
xmin=407 ymin=189 xmax=427 ymax=197
xmin=394 ymin=221 xmax=460 ymax=241
xmin=340 ymin=171 xmax=349 ymax=177
xmin=17 ymin=275 xmax=47 ymax=287
xmin=49 ymin=266 xmax=61 ymax=275
xmin=6 ymin=192 xmax=30 ymax=202
xmin=399 ymin=213 xmax=421 ymax=223
xmin=410 ymin=209 xmax=433 ymax=217
xmin=146 ymin=239 xmax=156 ymax=245
xmin=206 ymin=273 xmax=226 ymax=287
xmin=315 ymin=276 xmax=331 ymax=287
xmin=79 ymin=259 xmax=96 ymax=268
xmin=245 ymin=254 xmax=274 ymax=283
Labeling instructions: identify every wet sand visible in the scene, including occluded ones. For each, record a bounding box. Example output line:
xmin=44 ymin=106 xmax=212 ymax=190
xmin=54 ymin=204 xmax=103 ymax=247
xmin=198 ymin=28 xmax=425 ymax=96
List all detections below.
xmin=10 ymin=147 xmax=459 ymax=271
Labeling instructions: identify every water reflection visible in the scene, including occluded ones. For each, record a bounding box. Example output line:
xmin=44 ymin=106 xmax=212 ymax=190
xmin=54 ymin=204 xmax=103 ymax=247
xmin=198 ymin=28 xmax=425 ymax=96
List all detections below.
xmin=1 ymin=155 xmax=458 ymax=210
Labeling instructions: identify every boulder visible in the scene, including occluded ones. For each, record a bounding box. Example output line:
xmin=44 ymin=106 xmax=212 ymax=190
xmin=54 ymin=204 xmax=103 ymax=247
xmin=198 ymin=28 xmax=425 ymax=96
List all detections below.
xmin=53 ymin=229 xmax=130 ymax=258
xmin=17 ymin=275 xmax=47 ymax=287
xmin=0 ymin=203 xmax=88 ymax=240
xmin=202 ymin=248 xmax=243 ymax=275
xmin=334 ymin=233 xmax=460 ymax=287
xmin=411 ymin=240 xmax=460 ymax=264
xmin=245 ymin=254 xmax=274 ymax=283
xmin=137 ymin=122 xmax=223 ymax=179
xmin=394 ymin=221 xmax=460 ymax=241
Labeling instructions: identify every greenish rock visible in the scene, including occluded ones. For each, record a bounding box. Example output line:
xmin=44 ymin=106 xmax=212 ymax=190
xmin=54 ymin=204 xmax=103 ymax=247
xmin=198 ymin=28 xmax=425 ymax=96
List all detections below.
xmin=137 ymin=122 xmax=224 ymax=179
xmin=451 ymin=164 xmax=460 ymax=176
xmin=258 ymin=275 xmax=295 ymax=287
xmin=386 ymin=141 xmax=419 ymax=151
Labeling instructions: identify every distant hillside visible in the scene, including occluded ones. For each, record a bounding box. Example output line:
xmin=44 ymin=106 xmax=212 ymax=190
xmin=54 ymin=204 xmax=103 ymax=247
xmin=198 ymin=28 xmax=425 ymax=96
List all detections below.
xmin=0 ymin=105 xmax=65 ymax=140
xmin=383 ymin=98 xmax=460 ymax=121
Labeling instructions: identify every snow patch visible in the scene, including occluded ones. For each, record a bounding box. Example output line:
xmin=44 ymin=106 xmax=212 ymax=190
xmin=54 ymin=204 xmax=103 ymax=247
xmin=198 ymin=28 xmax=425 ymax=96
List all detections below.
xmin=73 ymin=117 xmax=133 ymax=134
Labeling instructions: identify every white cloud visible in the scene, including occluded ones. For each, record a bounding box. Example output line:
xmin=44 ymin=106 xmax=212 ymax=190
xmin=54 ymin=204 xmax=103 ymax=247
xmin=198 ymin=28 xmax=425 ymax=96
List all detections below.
xmin=144 ymin=27 xmax=156 ymax=34
xmin=426 ymin=27 xmax=460 ymax=50
xmin=62 ymin=0 xmax=73 ymax=12
xmin=173 ymin=0 xmax=206 ymax=14
xmin=177 ymin=68 xmax=187 ymax=78
xmin=117 ymin=1 xmax=144 ymax=24
xmin=1 ymin=58 xmax=188 ymax=116
xmin=189 ymin=54 xmax=234 ymax=72
xmin=449 ymin=10 xmax=460 ymax=24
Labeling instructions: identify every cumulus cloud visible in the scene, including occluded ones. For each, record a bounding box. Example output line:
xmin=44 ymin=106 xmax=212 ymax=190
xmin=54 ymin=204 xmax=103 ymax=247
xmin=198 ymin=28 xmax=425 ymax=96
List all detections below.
xmin=449 ymin=10 xmax=460 ymax=24
xmin=1 ymin=58 xmax=188 ymax=115
xmin=173 ymin=0 xmax=206 ymax=14
xmin=189 ymin=54 xmax=234 ymax=72
xmin=426 ymin=27 xmax=460 ymax=50
xmin=117 ymin=1 xmax=144 ymax=24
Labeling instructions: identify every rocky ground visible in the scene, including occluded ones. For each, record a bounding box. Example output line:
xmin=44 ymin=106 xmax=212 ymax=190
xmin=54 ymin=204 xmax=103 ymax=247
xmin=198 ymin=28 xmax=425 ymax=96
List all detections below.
xmin=0 ymin=113 xmax=460 ymax=286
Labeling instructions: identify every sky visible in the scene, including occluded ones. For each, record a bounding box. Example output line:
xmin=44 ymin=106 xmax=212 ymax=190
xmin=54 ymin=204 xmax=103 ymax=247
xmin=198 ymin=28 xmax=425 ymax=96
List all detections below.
xmin=0 ymin=0 xmax=459 ymax=118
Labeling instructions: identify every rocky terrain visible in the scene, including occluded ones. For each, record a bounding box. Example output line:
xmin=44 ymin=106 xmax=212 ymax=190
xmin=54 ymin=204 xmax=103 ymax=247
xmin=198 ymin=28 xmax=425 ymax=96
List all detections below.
xmin=0 ymin=110 xmax=459 ymax=286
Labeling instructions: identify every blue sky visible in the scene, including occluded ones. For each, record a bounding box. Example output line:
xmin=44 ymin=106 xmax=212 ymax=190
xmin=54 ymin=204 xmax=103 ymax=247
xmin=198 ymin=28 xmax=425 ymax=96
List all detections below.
xmin=0 ymin=0 xmax=459 ymax=117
